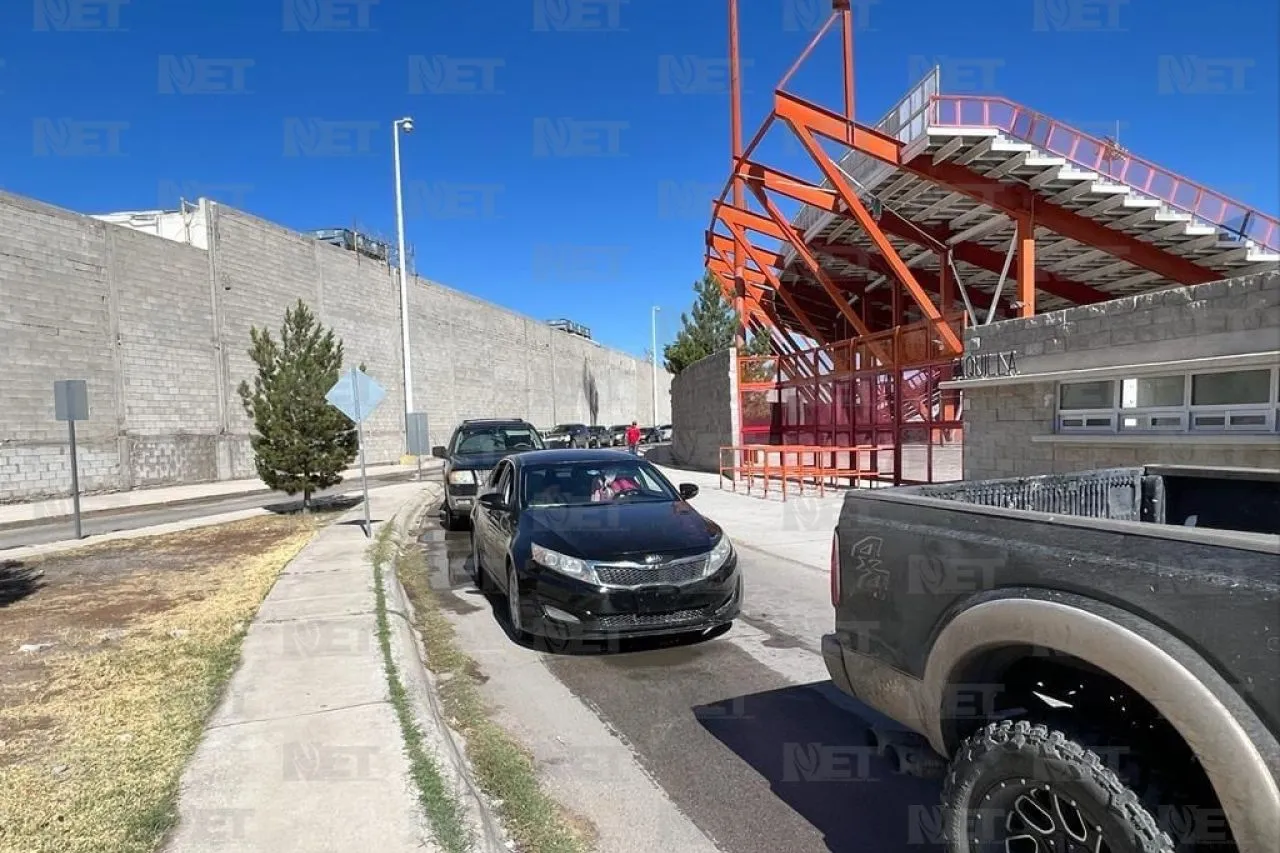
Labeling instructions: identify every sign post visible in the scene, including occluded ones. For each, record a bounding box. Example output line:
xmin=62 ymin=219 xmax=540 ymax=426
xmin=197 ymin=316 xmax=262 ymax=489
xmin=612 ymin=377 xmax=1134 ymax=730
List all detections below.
xmin=53 ymin=380 xmax=90 ymax=540
xmin=325 ymin=367 xmax=386 ymax=538
xmin=405 ymin=412 xmax=429 ymax=481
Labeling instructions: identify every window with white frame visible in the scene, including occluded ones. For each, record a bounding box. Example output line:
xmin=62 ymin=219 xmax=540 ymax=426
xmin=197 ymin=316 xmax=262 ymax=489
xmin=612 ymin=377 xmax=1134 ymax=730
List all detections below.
xmin=1056 ymin=366 xmax=1280 ymax=434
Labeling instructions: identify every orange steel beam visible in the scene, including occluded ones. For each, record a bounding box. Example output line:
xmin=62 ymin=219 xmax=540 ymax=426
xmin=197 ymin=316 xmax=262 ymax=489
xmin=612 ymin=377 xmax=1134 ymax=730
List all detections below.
xmin=777 ymin=114 xmax=963 ymax=356
xmin=707 ymin=257 xmax=840 ymax=324
xmin=873 ymin=210 xmax=1110 ymax=305
xmin=736 ymin=189 xmax=875 ymax=340
xmin=807 ymin=243 xmax=1016 ymax=319
xmin=722 ymin=223 xmax=829 ymax=344
xmin=902 ymin=156 xmax=1220 ymax=286
xmin=727 ymin=0 xmax=746 ymax=347
xmin=1016 ymin=213 xmax=1036 ymax=317
xmin=737 ymin=161 xmax=841 ymax=213
xmin=776 ymin=89 xmax=1220 ymax=287
xmin=709 ymin=232 xmax=786 ymax=269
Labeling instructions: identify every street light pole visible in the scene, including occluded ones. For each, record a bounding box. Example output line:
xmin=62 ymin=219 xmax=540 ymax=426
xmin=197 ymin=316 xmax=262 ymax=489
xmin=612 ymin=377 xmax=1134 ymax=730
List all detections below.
xmin=392 ymin=116 xmax=415 ymax=449
xmin=651 ymin=305 xmax=660 ymax=427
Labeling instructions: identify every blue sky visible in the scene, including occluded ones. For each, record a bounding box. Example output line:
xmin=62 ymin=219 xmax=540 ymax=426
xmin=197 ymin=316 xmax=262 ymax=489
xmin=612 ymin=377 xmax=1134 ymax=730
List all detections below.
xmin=1 ymin=0 xmax=1276 ymax=357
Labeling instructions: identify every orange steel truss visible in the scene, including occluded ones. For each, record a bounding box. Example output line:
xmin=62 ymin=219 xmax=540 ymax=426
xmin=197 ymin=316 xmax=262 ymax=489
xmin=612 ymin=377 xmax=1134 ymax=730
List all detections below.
xmin=704 ymin=0 xmax=1278 ymax=487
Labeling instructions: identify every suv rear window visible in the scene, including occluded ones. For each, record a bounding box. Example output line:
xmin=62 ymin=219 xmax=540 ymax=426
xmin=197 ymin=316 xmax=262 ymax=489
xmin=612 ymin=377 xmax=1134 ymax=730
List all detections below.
xmin=452 ymin=425 xmax=543 ymax=455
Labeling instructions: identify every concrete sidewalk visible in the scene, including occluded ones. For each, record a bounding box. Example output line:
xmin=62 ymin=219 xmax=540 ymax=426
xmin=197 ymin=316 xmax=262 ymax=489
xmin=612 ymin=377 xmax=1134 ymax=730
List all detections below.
xmin=0 ymin=460 xmax=437 ymax=527
xmin=655 ymin=465 xmax=846 ymax=571
xmin=163 ymin=481 xmax=498 ymax=853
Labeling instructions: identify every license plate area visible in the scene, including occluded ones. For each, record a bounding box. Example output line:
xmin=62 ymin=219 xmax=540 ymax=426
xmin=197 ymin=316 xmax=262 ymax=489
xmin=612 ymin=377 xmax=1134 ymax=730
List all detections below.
xmin=634 ymin=585 xmax=683 ymax=613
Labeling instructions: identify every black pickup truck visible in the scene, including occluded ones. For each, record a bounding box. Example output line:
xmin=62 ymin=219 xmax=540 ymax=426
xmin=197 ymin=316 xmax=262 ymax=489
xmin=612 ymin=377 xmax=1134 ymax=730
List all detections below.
xmin=823 ymin=465 xmax=1279 ymax=853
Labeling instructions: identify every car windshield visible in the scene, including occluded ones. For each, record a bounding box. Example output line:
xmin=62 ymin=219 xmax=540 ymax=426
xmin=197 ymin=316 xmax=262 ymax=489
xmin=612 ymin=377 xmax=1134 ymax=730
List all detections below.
xmin=452 ymin=426 xmax=542 ymax=455
xmin=522 ymin=460 xmax=676 ymax=508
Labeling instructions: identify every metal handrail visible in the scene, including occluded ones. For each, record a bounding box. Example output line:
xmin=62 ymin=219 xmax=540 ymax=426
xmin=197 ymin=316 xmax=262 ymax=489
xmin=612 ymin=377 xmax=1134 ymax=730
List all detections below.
xmin=930 ymin=95 xmax=1280 ymax=253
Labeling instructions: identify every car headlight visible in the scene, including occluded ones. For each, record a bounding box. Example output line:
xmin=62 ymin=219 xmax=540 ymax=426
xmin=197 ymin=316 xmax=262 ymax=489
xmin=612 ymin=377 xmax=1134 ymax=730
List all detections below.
xmin=707 ymin=534 xmax=733 ymax=575
xmin=531 ymin=544 xmax=598 ymax=584
xmin=447 ymin=469 xmax=475 ymax=485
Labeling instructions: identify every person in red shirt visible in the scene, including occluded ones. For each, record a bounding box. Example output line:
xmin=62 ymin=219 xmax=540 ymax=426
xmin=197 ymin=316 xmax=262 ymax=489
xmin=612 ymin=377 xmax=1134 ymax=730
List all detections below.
xmin=625 ymin=421 xmax=641 ymax=455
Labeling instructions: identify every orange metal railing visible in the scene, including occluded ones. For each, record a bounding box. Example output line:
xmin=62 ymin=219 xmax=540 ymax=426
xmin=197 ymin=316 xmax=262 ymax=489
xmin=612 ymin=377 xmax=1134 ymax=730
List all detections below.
xmin=931 ymin=95 xmax=1280 ymax=253
xmin=718 ymin=444 xmax=885 ymax=501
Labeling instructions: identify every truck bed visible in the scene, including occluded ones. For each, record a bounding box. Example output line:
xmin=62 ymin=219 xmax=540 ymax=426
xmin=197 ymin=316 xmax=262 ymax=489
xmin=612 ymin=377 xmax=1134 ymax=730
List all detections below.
xmin=835 ymin=465 xmax=1280 ymax=738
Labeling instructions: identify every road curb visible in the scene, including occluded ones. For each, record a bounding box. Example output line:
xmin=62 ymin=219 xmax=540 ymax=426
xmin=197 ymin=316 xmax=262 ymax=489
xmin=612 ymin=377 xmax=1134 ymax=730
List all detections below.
xmin=380 ymin=487 xmax=510 ymax=853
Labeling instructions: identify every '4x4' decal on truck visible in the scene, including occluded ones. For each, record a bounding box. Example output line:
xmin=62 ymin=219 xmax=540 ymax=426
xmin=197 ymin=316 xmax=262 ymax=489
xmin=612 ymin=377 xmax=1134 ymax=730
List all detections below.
xmin=850 ymin=536 xmax=890 ymax=601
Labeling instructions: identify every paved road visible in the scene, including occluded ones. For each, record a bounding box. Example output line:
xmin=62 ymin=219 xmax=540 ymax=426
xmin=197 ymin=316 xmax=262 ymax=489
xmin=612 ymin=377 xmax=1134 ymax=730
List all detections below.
xmin=0 ymin=471 xmax=418 ymax=551
xmin=419 ymin=513 xmax=946 ymax=853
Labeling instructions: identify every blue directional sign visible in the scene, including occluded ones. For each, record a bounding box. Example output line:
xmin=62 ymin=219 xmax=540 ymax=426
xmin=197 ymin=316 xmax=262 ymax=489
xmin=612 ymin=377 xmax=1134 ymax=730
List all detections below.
xmin=325 ymin=367 xmax=385 ymax=425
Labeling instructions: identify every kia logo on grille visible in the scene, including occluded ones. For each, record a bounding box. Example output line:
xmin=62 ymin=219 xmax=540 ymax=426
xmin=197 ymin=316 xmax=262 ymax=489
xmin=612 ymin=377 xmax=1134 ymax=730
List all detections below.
xmin=644 ymin=554 xmax=663 ymax=565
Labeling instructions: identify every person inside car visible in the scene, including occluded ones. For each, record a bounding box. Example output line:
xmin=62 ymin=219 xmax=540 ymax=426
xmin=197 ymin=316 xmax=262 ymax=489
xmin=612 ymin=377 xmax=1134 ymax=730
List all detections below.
xmin=590 ymin=468 xmax=642 ymax=502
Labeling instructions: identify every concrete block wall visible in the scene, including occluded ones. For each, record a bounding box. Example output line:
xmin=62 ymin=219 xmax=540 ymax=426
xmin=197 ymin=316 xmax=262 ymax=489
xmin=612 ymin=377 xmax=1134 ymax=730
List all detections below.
xmin=961 ymin=270 xmax=1280 ymax=480
xmin=0 ymin=190 xmax=670 ymax=501
xmin=669 ymin=348 xmax=735 ymax=472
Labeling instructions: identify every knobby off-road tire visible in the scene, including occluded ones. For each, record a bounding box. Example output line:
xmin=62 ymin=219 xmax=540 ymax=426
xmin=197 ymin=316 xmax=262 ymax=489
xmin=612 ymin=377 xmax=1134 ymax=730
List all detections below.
xmin=942 ymin=720 xmax=1175 ymax=853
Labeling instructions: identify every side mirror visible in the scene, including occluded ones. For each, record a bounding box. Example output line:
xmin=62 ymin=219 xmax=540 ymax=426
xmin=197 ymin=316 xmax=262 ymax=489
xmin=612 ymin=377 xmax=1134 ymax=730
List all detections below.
xmin=431 ymin=446 xmax=446 ymax=459
xmin=679 ymin=483 xmax=699 ymax=500
xmin=478 ymin=492 xmax=507 ymax=511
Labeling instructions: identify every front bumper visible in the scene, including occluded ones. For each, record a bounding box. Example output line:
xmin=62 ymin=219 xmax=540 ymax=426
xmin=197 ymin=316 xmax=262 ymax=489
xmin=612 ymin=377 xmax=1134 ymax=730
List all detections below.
xmin=514 ymin=559 xmax=742 ymax=640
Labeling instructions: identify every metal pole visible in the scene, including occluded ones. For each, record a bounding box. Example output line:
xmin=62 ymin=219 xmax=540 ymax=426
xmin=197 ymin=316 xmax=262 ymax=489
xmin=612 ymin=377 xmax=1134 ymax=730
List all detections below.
xmin=728 ymin=0 xmax=747 ymax=349
xmin=651 ymin=306 xmax=660 ymax=427
xmin=393 ymin=119 xmax=414 ymax=447
xmin=68 ymin=420 xmax=82 ymax=540
xmin=353 ymin=367 xmax=371 ymax=537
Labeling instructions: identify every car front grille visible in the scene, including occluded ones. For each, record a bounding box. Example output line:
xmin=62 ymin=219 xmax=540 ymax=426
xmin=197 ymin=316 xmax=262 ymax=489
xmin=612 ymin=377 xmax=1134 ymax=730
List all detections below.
xmin=595 ymin=609 xmax=706 ymax=630
xmin=592 ymin=554 xmax=709 ymax=588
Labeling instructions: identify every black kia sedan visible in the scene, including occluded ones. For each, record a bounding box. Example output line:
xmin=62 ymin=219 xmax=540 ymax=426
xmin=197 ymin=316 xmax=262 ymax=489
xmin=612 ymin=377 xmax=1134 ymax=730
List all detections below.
xmin=468 ymin=449 xmax=740 ymax=643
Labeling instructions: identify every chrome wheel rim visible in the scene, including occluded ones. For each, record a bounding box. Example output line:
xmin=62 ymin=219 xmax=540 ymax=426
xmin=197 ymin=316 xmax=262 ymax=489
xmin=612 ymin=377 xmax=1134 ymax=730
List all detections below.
xmin=981 ymin=782 xmax=1113 ymax=853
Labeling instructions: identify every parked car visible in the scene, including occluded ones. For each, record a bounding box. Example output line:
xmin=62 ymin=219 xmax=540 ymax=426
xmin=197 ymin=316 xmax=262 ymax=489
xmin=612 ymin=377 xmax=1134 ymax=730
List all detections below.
xmin=543 ymin=423 xmax=591 ymax=449
xmin=585 ymin=426 xmax=610 ymax=448
xmin=656 ymin=424 xmax=672 ymax=442
xmin=468 ymin=448 xmax=740 ymax=643
xmin=431 ymin=419 xmax=544 ymax=530
xmin=823 ymin=464 xmax=1280 ymax=852
xmin=608 ymin=424 xmax=630 ymax=447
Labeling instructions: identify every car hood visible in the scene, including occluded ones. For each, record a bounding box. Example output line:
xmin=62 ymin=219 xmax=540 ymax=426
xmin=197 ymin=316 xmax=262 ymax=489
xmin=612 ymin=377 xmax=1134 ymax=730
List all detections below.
xmin=523 ymin=501 xmax=721 ymax=560
xmin=448 ymin=451 xmax=509 ymax=470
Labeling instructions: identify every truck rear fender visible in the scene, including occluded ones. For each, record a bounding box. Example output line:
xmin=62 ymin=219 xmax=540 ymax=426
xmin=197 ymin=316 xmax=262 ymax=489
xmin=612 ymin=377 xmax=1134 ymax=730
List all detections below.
xmin=922 ymin=592 xmax=1280 ymax=853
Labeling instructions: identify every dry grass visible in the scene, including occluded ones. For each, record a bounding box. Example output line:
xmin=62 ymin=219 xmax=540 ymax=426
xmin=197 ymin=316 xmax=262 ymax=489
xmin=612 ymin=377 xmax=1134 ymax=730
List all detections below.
xmin=396 ymin=542 xmax=596 ymax=853
xmin=0 ymin=515 xmax=321 ymax=853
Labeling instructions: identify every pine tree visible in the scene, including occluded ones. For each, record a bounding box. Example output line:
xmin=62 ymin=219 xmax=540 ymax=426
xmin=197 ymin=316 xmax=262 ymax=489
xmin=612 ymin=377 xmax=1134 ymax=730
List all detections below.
xmin=662 ymin=269 xmax=773 ymax=374
xmin=237 ymin=300 xmax=360 ymax=511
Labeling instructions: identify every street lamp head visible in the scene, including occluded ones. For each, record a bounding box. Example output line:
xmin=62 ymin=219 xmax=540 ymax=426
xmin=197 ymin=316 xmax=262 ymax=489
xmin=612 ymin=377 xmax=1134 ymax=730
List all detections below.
xmin=398 ymin=117 xmax=415 ymax=133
